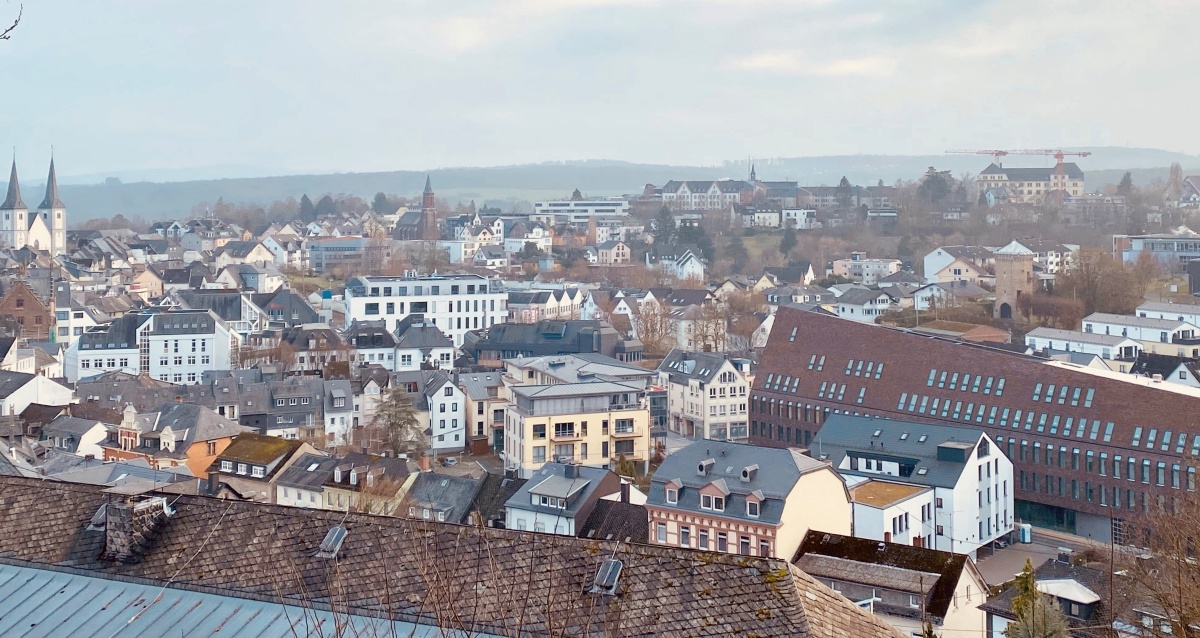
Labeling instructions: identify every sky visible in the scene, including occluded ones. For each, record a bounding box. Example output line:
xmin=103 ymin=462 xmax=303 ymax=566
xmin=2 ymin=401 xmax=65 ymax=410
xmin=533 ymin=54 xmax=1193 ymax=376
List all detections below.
xmin=1 ymin=0 xmax=1196 ymax=178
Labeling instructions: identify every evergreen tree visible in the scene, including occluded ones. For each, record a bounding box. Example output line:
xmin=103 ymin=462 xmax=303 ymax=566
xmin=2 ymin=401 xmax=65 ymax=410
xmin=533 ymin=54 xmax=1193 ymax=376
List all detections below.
xmin=1117 ymin=171 xmax=1134 ymax=195
xmin=372 ymin=192 xmax=396 ymax=215
xmin=836 ymin=176 xmax=854 ymax=209
xmin=299 ymin=194 xmax=316 ymax=220
xmin=678 ymin=224 xmax=714 ymax=260
xmin=315 ymin=194 xmax=337 ymax=217
xmin=1004 ymin=558 xmax=1069 ymax=638
xmin=369 ymin=387 xmax=426 ymax=458
xmin=725 ymin=235 xmax=750 ymax=270
xmin=780 ymin=225 xmax=797 ymax=255
xmin=653 ymin=206 xmax=675 ymax=246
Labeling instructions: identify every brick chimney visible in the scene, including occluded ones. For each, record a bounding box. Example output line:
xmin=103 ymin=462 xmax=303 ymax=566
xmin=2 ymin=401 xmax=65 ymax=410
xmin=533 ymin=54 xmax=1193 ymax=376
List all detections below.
xmin=103 ymin=496 xmax=172 ymax=563
xmin=418 ymin=454 xmax=431 ymax=472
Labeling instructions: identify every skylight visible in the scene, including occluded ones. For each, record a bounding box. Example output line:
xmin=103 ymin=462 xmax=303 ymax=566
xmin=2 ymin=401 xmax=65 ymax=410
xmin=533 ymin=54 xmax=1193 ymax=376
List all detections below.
xmin=872 ymin=429 xmax=882 ymax=437
xmin=917 ymin=468 xmax=928 ymax=475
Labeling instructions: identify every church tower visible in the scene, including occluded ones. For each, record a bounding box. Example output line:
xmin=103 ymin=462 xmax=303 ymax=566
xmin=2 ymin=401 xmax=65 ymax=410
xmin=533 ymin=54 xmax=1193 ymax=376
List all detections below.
xmin=421 ymin=175 xmax=438 ymax=241
xmin=0 ymin=160 xmax=28 ymax=250
xmin=38 ymin=157 xmax=66 ymax=256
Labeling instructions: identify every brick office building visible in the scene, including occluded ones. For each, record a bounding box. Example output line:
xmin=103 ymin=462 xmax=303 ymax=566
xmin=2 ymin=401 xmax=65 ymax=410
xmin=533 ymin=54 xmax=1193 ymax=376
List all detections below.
xmin=750 ymin=307 xmax=1200 ymax=545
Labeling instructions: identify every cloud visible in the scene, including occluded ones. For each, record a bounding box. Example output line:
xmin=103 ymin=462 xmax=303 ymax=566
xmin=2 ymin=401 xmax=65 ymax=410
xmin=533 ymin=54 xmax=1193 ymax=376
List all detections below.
xmin=730 ymin=52 xmax=896 ymax=77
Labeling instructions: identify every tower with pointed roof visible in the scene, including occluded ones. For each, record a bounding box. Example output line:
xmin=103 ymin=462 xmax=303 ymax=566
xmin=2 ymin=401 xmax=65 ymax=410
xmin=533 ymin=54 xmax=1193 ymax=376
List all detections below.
xmin=421 ymin=175 xmax=438 ymax=241
xmin=0 ymin=159 xmax=29 ymax=250
xmin=38 ymin=157 xmax=66 ymax=256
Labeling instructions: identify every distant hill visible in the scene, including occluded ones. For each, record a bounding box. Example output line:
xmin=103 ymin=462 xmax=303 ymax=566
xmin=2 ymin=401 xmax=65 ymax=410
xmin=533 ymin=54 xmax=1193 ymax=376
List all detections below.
xmin=5 ymin=148 xmax=1194 ymax=223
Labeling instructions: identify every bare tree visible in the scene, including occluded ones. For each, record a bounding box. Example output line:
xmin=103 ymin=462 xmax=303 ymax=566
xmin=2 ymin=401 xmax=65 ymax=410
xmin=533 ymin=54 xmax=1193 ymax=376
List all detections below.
xmin=633 ymin=302 xmax=676 ymax=357
xmin=690 ymin=304 xmax=727 ymax=353
xmin=1 ymin=3 xmax=20 ymax=40
xmin=1125 ymin=485 xmax=1200 ymax=637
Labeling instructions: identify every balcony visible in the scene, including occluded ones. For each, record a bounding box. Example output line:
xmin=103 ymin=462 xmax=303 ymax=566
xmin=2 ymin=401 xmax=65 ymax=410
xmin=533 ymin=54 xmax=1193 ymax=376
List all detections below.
xmin=551 ymin=429 xmax=584 ymax=441
xmin=611 ymin=427 xmax=642 ymax=439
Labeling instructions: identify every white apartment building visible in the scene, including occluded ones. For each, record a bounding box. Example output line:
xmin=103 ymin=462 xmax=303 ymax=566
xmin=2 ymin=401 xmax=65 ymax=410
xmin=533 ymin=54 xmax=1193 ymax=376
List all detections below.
xmin=656 ymin=349 xmax=751 ymax=442
xmin=847 ymin=478 xmax=937 ymax=548
xmin=1137 ymin=300 xmax=1200 ymax=328
xmin=831 ymin=252 xmax=903 ymax=285
xmin=531 ymin=197 xmax=630 ymax=225
xmin=344 ymin=274 xmax=507 ymax=347
xmin=815 ymin=415 xmax=1014 ymax=558
xmin=64 ymin=309 xmax=235 ymax=384
xmin=1081 ymin=312 xmax=1200 ymax=356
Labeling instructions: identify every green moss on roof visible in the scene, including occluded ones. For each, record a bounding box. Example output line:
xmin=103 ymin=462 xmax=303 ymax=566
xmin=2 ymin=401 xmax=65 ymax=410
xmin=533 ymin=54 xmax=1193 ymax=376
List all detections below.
xmin=217 ymin=433 xmax=303 ymax=465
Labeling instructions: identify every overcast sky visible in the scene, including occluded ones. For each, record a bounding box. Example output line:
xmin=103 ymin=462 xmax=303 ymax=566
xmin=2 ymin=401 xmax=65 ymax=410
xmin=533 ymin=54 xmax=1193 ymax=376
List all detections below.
xmin=1 ymin=0 xmax=1194 ymax=177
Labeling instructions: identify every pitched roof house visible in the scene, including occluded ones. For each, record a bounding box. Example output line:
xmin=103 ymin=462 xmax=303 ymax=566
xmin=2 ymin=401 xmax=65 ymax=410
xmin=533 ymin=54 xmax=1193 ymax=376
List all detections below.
xmin=0 ymin=475 xmax=905 ymax=637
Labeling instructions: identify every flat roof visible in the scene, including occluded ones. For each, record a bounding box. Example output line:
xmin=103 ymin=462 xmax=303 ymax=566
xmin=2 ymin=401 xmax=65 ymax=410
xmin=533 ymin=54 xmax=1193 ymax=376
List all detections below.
xmin=849 ymin=481 xmax=930 ymax=509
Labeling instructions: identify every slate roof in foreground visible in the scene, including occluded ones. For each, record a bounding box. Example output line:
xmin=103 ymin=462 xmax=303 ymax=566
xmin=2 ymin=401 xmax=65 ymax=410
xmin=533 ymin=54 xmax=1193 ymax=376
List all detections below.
xmin=0 ymin=476 xmax=902 ymax=638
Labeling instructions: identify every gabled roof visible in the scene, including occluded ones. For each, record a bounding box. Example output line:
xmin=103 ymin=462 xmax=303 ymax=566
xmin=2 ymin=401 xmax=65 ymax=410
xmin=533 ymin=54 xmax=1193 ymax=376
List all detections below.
xmin=213 ymin=432 xmax=305 ymax=467
xmin=1085 ymin=312 xmax=1195 ymax=331
xmin=648 ymin=440 xmax=833 ymax=525
xmin=472 ymin=472 xmax=528 ymax=523
xmin=837 ymin=287 xmax=892 ymax=306
xmin=578 ymin=498 xmax=649 ymax=543
xmin=404 ymin=472 xmax=483 ymax=523
xmin=793 ymin=531 xmax=974 ymax=622
xmin=275 ymin=453 xmax=339 ymax=491
xmin=0 ymin=475 xmax=904 ymax=638
xmin=813 ymin=414 xmax=987 ymax=489
xmin=657 ymin=348 xmax=738 ymax=385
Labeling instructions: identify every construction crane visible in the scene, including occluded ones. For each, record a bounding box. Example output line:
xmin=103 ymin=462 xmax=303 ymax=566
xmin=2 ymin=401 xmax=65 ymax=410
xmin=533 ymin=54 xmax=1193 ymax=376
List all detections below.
xmin=945 ymin=148 xmax=1093 ymax=205
xmin=945 ymin=149 xmax=1011 ymax=166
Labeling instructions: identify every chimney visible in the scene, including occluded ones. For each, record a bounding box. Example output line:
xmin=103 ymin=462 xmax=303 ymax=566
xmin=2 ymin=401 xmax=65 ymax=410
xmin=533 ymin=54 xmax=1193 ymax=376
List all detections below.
xmin=207 ymin=471 xmax=220 ymax=496
xmin=619 ymin=481 xmax=630 ymax=503
xmin=418 ymin=454 xmax=431 ymax=472
xmin=104 ymin=496 xmax=171 ymax=563
xmin=564 ymin=463 xmax=578 ymax=480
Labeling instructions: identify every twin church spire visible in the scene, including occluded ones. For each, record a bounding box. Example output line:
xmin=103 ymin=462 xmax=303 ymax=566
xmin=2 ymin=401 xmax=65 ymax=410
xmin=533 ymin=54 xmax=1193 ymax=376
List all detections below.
xmin=1 ymin=156 xmax=63 ymax=212
xmin=1 ymin=154 xmax=68 ymax=255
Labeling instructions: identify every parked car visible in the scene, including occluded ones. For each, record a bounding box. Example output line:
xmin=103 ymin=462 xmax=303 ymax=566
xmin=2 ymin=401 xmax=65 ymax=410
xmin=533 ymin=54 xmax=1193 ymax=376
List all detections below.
xmin=442 ymin=457 xmax=459 ymax=467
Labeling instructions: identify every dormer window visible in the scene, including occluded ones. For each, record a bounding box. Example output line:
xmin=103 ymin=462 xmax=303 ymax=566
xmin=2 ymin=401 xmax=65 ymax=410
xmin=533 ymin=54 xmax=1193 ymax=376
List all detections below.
xmin=747 ymin=501 xmax=760 ymax=517
xmin=666 ymin=488 xmax=678 ymax=504
xmin=701 ymin=495 xmax=725 ymax=511
xmin=251 ymin=466 xmax=265 ymax=478
xmin=220 ymin=460 xmax=232 ymax=472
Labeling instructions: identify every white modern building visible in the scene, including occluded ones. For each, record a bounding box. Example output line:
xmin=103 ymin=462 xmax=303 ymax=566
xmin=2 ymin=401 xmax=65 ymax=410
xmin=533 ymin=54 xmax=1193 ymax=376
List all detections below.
xmin=530 ymin=197 xmax=630 ymax=225
xmin=814 ymin=415 xmax=1014 ymax=558
xmin=1081 ymin=312 xmax=1200 ymax=356
xmin=1025 ymin=327 xmax=1141 ymax=360
xmin=831 ymin=252 xmax=903 ymax=285
xmin=64 ymin=309 xmax=235 ymax=384
xmin=344 ymin=274 xmax=507 ymax=347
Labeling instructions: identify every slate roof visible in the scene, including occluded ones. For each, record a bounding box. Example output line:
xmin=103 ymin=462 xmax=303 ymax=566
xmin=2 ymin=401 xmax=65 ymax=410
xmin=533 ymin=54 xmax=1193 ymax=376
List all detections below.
xmin=394 ymin=315 xmax=452 ymax=350
xmin=812 ymin=414 xmax=986 ymax=489
xmin=647 ymin=440 xmax=835 ymax=526
xmin=1 ymin=161 xmax=24 ymax=210
xmin=1085 ymin=312 xmax=1194 ymax=331
xmin=764 ymin=263 xmax=813 ymax=284
xmin=472 ymin=472 xmax=528 ymax=524
xmin=657 ymin=349 xmax=737 ymax=385
xmin=877 ymin=271 xmax=925 ymax=285
xmin=1026 ymin=327 xmax=1136 ymax=348
xmin=38 ymin=157 xmax=64 ymax=209
xmin=215 ymin=241 xmax=262 ymax=258
xmin=455 ymin=371 xmax=504 ymax=400
xmin=274 ymin=453 xmax=339 ymax=491
xmin=979 ymin=557 xmax=1121 ymax=631
xmin=794 ymin=531 xmax=973 ymax=622
xmin=1 ymin=476 xmax=904 ymax=636
xmin=837 ymin=288 xmax=892 ymax=306
xmin=0 ymin=370 xmax=36 ymax=398
xmin=578 ymin=499 xmax=649 ymax=543
xmin=404 ymin=472 xmax=484 ymax=523
xmin=980 ymin=162 xmax=1085 ymax=181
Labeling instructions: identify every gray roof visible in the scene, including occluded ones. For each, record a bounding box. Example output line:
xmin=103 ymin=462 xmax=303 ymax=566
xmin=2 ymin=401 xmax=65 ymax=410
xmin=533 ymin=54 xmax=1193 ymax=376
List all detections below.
xmin=510 ymin=380 xmax=644 ymax=400
xmin=506 ymin=463 xmax=618 ymax=520
xmin=275 ymin=453 xmax=339 ymax=491
xmin=837 ymin=288 xmax=891 ymax=306
xmin=394 ymin=317 xmax=452 ymax=350
xmin=657 ymin=349 xmax=737 ymax=385
xmin=510 ymin=353 xmax=654 ymax=384
xmin=980 ymin=162 xmax=1084 ymax=181
xmin=813 ymin=414 xmax=988 ymax=489
xmin=1 ymin=161 xmax=24 ymax=210
xmin=405 ymin=472 xmax=484 ymax=523
xmin=647 ymin=440 xmax=834 ymax=525
xmin=37 ymin=158 xmax=64 ymax=209
xmin=454 ymin=371 xmax=504 ymax=400
xmin=1084 ymin=312 xmax=1194 ymax=331
xmin=0 ymin=562 xmax=440 ymax=638
xmin=0 ymin=370 xmax=36 ymax=399
xmin=44 ymin=457 xmax=195 ymax=486
xmin=42 ymin=415 xmax=106 ymax=439
xmin=1026 ymin=326 xmax=1137 ymax=347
